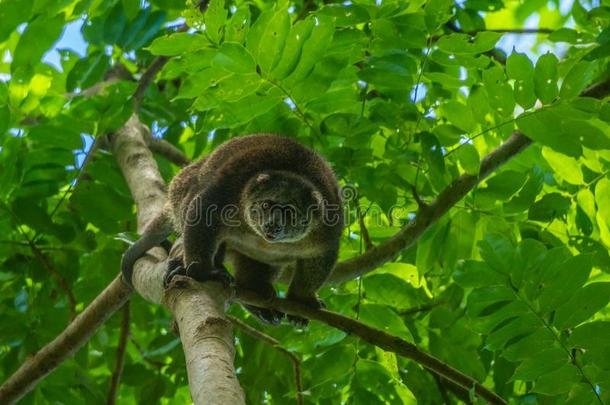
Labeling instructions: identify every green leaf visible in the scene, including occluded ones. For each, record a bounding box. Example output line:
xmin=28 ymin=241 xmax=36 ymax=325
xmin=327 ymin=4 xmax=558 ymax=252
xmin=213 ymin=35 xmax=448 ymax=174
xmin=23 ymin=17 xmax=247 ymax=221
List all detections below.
xmin=436 ymin=32 xmax=503 ymax=55
xmin=538 ymin=255 xmax=592 ymax=312
xmin=370 ymin=18 xmax=427 ymax=51
xmin=479 ymin=233 xmax=515 ymax=275
xmin=148 ymin=33 xmax=209 ymax=56
xmin=541 ymin=147 xmax=583 ymax=185
xmin=485 ymin=315 xmax=540 ymax=351
xmin=204 ymin=0 xmax=227 ymax=44
xmin=563 ymin=119 xmax=610 ymax=150
xmin=560 ymin=61 xmax=595 ymax=100
xmin=420 ymin=132 xmax=445 ymax=178
xmin=285 ymin=15 xmax=335 ymax=84
xmin=317 ymin=4 xmax=370 ymax=26
xmin=128 ymin=10 xmax=166 ymax=51
xmin=517 ymin=108 xmax=582 ymax=157
xmin=549 ymin=28 xmax=579 ymax=43
xmin=528 ymin=193 xmax=571 ymax=222
xmin=554 ymin=283 xmax=610 ymax=329
xmin=308 ymin=345 xmax=356 ymax=384
xmin=534 ymin=364 xmax=581 ymax=395
xmin=66 ymin=51 xmax=110 ymax=91
xmin=569 ymin=321 xmax=610 ymax=350
xmin=595 ymin=178 xmax=610 ymax=226
xmin=246 ymin=7 xmax=290 ymax=73
xmin=583 ymin=43 xmax=610 ymax=61
xmin=358 ymin=55 xmax=414 ymax=90
xmin=12 ymin=14 xmax=65 ymax=73
xmin=212 ymin=42 xmax=255 ymax=73
xmin=103 ymin=4 xmax=127 ymax=44
xmin=455 ymin=143 xmax=480 ymax=175
xmin=28 ymin=125 xmax=82 ymax=149
xmin=534 ymin=53 xmax=559 ymax=104
xmin=482 ymin=65 xmax=515 ymax=116
xmin=441 ymin=101 xmax=476 ymax=132
xmin=506 ymin=51 xmax=536 ymax=109
xmin=122 ymin=0 xmax=140 ymax=19
xmin=503 ymin=329 xmax=555 ymax=362
xmin=359 ymin=304 xmax=413 ymax=341
xmin=363 ymin=274 xmax=419 ymax=309
xmin=269 ymin=18 xmax=314 ymax=80
xmin=176 ymin=68 xmax=231 ymax=99
xmin=512 ymin=348 xmax=569 ymax=381
xmin=0 ymin=0 xmax=32 ymax=42
xmin=0 ymin=105 xmax=10 ymax=136
xmin=225 ymin=7 xmax=250 ymax=43
xmin=453 ymin=261 xmax=504 ymax=288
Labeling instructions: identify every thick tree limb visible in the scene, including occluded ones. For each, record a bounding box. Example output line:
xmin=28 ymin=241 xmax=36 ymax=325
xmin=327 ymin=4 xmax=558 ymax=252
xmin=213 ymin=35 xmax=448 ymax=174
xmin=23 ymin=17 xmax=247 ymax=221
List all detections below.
xmin=163 ymin=279 xmax=244 ymax=404
xmin=148 ymin=138 xmax=191 ymax=167
xmin=111 ymin=115 xmax=245 ymax=404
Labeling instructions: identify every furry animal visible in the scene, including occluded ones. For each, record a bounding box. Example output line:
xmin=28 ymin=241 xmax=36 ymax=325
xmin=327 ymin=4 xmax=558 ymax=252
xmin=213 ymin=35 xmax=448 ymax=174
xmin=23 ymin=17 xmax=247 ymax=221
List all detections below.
xmin=121 ymin=134 xmax=343 ymax=326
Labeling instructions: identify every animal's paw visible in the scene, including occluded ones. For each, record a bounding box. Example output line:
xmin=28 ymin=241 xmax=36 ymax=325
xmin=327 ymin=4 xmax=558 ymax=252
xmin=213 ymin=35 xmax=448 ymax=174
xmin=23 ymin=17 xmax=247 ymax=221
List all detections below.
xmin=186 ymin=262 xmax=234 ymax=288
xmin=244 ymin=305 xmax=285 ymax=326
xmin=163 ymin=260 xmax=187 ymax=288
xmin=286 ymin=296 xmax=325 ymax=329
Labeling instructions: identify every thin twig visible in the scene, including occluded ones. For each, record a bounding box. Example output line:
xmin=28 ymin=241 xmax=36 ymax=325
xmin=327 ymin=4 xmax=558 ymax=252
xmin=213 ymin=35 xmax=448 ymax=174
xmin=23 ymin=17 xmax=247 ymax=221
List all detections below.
xmin=133 ymin=56 xmax=169 ymax=111
xmin=0 ymin=240 xmax=86 ymax=252
xmin=356 ymin=205 xmax=373 ymax=251
xmin=107 ymin=302 xmax=130 ymax=405
xmin=399 ymin=302 xmax=442 ymax=316
xmin=431 ymin=28 xmax=555 ymax=42
xmin=229 ymin=316 xmax=303 ymax=405
xmin=127 ymin=334 xmax=167 ymax=369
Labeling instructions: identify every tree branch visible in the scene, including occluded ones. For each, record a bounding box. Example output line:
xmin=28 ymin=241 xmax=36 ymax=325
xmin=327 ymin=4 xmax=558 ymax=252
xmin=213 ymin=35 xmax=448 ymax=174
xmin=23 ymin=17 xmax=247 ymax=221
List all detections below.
xmin=162 ymin=278 xmax=245 ymax=404
xmin=133 ymin=56 xmax=169 ymax=111
xmin=236 ymin=290 xmax=507 ymax=405
xmin=107 ymin=302 xmax=130 ymax=405
xmin=327 ymin=77 xmax=610 ymax=284
xmin=148 ymin=138 xmax=191 ymax=167
xmin=111 ymin=115 xmax=245 ymax=404
xmin=327 ymin=132 xmax=532 ymax=283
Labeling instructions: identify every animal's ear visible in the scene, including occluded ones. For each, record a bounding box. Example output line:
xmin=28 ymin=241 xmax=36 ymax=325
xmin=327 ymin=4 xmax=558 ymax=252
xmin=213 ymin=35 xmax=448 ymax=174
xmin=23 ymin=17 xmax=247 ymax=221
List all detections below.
xmin=256 ymin=173 xmax=271 ymax=183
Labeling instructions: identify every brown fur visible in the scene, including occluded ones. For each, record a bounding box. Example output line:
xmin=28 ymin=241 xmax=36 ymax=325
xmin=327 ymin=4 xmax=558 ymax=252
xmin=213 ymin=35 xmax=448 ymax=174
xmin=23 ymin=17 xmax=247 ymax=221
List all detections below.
xmin=122 ymin=134 xmax=343 ymax=326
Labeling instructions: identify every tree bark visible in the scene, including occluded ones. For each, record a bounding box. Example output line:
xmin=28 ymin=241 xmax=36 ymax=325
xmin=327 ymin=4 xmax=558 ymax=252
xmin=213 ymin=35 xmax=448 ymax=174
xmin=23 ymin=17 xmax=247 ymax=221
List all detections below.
xmin=111 ymin=115 xmax=245 ymax=404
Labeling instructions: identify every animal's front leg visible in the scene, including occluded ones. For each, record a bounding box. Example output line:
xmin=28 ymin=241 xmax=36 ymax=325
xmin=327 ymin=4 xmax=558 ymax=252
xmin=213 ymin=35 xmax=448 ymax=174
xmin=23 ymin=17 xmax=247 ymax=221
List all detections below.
xmin=286 ymin=253 xmax=336 ymax=327
xmin=168 ymin=192 xmax=233 ymax=287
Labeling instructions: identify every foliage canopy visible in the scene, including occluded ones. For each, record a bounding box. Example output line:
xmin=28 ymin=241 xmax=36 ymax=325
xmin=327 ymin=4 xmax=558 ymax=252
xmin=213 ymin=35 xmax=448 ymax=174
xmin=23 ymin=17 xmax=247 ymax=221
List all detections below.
xmin=1 ymin=0 xmax=610 ymax=403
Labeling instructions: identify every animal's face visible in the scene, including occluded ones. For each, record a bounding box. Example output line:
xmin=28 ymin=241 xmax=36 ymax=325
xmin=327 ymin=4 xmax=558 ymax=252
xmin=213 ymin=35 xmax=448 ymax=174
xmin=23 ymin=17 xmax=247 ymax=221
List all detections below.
xmin=244 ymin=173 xmax=323 ymax=243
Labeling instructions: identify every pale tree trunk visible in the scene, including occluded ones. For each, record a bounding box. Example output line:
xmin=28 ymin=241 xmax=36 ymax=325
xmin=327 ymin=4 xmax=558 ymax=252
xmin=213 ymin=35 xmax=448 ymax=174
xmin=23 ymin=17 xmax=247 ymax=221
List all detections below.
xmin=110 ymin=115 xmax=245 ymax=404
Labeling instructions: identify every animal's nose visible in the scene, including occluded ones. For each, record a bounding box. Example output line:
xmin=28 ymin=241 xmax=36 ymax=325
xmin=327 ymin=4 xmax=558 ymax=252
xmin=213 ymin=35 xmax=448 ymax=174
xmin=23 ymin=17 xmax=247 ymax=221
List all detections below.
xmin=263 ymin=223 xmax=281 ymax=239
